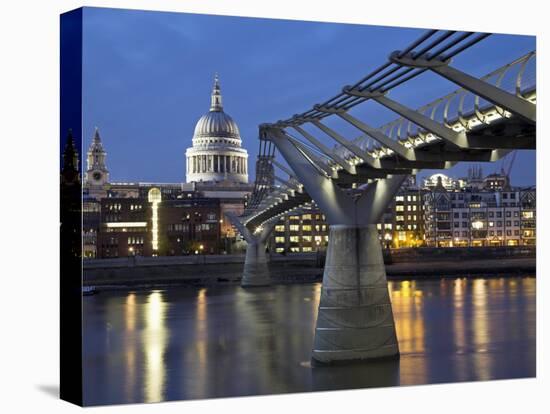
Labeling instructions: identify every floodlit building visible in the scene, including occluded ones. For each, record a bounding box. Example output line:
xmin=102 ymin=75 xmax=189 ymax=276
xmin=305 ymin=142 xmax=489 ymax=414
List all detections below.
xmin=423 ymin=186 xmax=536 ymax=247
xmin=83 ymin=128 xmax=110 ymax=199
xmin=185 ymin=74 xmax=249 ymax=184
xmin=96 ymin=191 xmax=224 ymax=258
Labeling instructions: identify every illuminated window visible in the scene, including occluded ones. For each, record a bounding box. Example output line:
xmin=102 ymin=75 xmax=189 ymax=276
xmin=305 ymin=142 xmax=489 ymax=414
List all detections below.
xmin=275 ymin=225 xmax=285 ymax=232
xmin=302 ymin=225 xmax=312 ymax=231
xmin=302 ymin=235 xmax=312 ymax=242
xmin=522 ymin=211 xmax=534 ymax=219
xmin=472 ymin=221 xmax=484 ymax=230
xmin=290 ymin=236 xmax=299 ymax=242
xmin=289 ymin=224 xmax=300 ymax=231
xmin=396 ymin=205 xmax=404 ymax=212
xmin=275 ymin=237 xmax=285 ymax=243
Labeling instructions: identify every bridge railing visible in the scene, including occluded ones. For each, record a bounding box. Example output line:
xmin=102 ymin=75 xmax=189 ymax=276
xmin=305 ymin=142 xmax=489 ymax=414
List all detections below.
xmin=348 ymin=51 xmax=536 ymax=156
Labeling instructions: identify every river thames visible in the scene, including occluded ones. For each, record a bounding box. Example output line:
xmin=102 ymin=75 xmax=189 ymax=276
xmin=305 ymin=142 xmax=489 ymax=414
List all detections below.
xmin=82 ymin=276 xmax=536 ymax=406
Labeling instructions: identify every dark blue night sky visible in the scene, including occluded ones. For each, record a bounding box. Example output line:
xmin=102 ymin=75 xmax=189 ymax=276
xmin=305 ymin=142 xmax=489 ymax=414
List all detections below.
xmin=82 ymin=7 xmax=536 ymax=186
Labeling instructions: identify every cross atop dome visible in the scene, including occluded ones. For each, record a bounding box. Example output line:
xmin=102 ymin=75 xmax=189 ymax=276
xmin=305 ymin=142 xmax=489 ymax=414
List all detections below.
xmin=210 ymin=73 xmax=223 ymax=112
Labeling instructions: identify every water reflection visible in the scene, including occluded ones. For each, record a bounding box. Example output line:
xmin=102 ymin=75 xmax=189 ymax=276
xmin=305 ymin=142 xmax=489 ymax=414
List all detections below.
xmin=83 ymin=276 xmax=535 ymax=406
xmin=143 ymin=291 xmax=169 ymax=403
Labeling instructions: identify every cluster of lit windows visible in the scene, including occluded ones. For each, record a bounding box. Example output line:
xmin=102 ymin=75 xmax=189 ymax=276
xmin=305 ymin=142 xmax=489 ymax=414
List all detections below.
xmin=106 ymin=203 xmax=122 ymax=211
xmin=195 ymin=223 xmax=215 ymax=231
xmin=522 ymin=211 xmax=535 ymax=219
xmin=103 ymin=226 xmax=146 ymax=233
xmin=83 ymin=203 xmax=100 ymax=213
xmin=127 ymin=236 xmax=144 ymax=245
xmin=167 ymin=223 xmax=189 ymax=232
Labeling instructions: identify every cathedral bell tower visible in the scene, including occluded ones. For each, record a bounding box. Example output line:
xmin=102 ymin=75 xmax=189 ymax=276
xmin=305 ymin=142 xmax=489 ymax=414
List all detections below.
xmin=85 ymin=127 xmax=110 ymax=187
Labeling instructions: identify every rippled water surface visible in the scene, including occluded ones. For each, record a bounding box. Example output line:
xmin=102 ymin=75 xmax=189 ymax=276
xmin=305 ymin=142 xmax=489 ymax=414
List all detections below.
xmin=83 ymin=276 xmax=536 ymax=406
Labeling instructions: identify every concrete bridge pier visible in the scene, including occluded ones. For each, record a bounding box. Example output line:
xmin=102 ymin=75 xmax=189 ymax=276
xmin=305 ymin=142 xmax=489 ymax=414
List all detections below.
xmin=313 ymin=224 xmax=398 ymax=363
xmin=226 ymin=213 xmax=276 ymax=287
xmin=242 ymin=237 xmax=271 ymax=287
xmin=267 ymin=127 xmax=406 ymax=363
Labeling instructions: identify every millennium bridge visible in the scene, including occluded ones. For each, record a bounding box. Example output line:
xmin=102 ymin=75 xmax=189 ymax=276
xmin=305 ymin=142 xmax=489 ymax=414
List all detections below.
xmin=226 ymin=30 xmax=536 ymax=364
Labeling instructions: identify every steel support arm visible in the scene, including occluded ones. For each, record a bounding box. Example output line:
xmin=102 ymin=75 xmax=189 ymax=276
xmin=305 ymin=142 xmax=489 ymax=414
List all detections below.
xmin=285 ymin=136 xmax=337 ymax=178
xmin=291 ymin=125 xmax=356 ymax=174
xmin=389 ymin=52 xmax=536 ymax=124
xmin=357 ymin=175 xmax=409 ymax=224
xmin=265 ymin=127 xmax=357 ymax=225
xmin=310 ymin=120 xmax=376 ymax=166
xmin=225 ymin=212 xmax=254 ymax=243
xmin=271 ymin=158 xmax=296 ymax=179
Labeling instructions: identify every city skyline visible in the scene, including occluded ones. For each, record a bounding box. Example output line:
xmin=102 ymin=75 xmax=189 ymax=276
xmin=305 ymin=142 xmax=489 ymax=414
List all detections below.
xmin=82 ymin=7 xmax=536 ymax=185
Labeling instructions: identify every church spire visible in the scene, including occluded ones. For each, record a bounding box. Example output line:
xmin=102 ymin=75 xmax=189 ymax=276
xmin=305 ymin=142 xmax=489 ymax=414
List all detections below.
xmin=210 ymin=73 xmax=223 ymax=112
xmin=92 ymin=126 xmax=102 ymax=146
xmin=61 ymin=129 xmax=80 ymax=185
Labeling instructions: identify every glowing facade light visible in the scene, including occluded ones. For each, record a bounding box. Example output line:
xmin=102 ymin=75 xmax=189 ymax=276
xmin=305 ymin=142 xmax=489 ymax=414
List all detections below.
xmin=472 ymin=220 xmax=484 ymax=230
xmin=105 ymin=222 xmax=147 ymax=228
xmin=148 ymin=188 xmax=162 ymax=252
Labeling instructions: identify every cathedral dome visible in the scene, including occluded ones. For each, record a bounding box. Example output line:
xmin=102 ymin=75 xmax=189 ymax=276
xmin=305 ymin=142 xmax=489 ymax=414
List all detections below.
xmin=185 ymin=74 xmax=249 ymax=184
xmin=193 ymin=110 xmax=240 ymax=139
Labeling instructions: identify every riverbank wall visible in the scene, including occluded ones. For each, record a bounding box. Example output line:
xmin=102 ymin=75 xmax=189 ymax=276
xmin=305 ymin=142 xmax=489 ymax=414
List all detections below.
xmin=83 ymin=246 xmax=535 ymax=288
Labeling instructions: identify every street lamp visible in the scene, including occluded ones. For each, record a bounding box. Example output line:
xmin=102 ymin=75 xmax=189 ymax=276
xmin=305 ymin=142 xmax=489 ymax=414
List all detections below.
xmin=315 ymin=240 xmax=321 ymax=267
xmin=199 ymin=244 xmax=205 ymax=264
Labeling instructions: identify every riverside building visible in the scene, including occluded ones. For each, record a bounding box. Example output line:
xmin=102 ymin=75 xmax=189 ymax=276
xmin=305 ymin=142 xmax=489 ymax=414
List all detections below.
xmin=83 ymin=75 xmax=253 ymax=258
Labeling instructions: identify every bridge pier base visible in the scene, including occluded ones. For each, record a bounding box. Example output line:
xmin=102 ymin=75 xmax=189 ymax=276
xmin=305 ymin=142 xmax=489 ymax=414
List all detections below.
xmin=242 ymin=240 xmax=271 ymax=287
xmin=225 ymin=212 xmax=276 ymax=288
xmin=312 ymin=225 xmax=399 ymax=363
